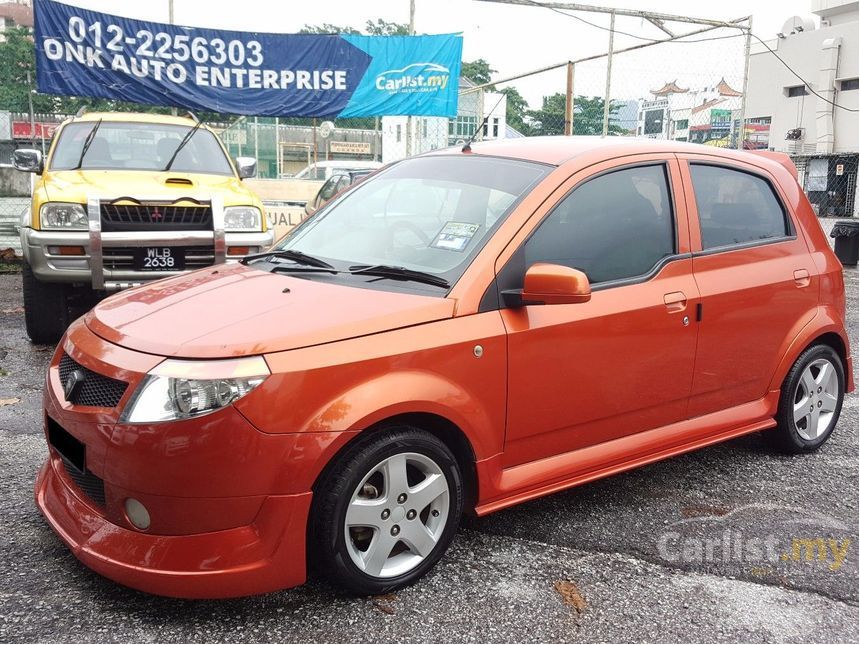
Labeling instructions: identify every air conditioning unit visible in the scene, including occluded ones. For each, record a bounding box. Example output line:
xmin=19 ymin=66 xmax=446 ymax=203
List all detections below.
xmin=785 ymin=128 xmax=804 ymax=140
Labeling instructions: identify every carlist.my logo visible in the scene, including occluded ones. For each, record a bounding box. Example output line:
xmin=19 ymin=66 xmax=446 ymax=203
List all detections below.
xmin=375 ymin=63 xmax=450 ymax=94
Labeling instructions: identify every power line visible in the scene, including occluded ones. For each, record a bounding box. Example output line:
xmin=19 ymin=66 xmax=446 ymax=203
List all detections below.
xmin=517 ymin=0 xmax=858 ymax=113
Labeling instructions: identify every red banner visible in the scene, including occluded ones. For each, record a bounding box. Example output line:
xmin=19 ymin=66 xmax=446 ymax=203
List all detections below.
xmin=12 ymin=121 xmax=59 ymax=139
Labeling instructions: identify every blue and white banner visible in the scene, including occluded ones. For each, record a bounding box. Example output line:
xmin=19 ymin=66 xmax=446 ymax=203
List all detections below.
xmin=34 ymin=0 xmax=462 ymax=117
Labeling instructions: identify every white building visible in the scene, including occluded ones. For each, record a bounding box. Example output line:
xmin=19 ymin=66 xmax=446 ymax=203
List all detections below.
xmin=745 ymin=0 xmax=858 ymax=216
xmin=637 ymin=79 xmax=743 ymax=147
xmin=0 ymin=0 xmax=33 ymax=40
xmin=381 ymin=77 xmax=508 ymax=163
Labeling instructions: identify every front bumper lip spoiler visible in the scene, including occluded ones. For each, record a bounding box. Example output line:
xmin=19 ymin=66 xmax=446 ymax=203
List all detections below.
xmin=35 ymin=456 xmax=312 ymax=599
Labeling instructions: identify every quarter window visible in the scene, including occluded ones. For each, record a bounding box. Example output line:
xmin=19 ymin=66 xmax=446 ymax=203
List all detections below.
xmin=524 ymin=165 xmax=676 ymax=284
xmin=690 ymin=164 xmax=789 ymax=250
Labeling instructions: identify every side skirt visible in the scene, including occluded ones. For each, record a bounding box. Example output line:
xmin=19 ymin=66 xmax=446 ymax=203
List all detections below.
xmin=474 ymin=393 xmax=779 ymax=516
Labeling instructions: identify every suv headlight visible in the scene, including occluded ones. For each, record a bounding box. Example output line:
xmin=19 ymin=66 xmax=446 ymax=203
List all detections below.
xmin=223 ymin=206 xmax=262 ymax=231
xmin=40 ymin=202 xmax=88 ymax=230
xmin=120 ymin=356 xmax=269 ymax=424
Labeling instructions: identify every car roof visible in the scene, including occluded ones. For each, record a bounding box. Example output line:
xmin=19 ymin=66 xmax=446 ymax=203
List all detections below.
xmin=67 ymin=112 xmax=200 ymax=127
xmin=423 ymin=136 xmax=771 ymax=167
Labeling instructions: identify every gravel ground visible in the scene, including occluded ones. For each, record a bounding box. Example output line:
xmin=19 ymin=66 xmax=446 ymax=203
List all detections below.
xmin=0 ymin=220 xmax=857 ymax=643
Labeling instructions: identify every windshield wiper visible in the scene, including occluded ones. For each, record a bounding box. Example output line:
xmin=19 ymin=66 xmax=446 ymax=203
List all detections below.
xmin=162 ymin=121 xmax=203 ymax=171
xmin=241 ymin=249 xmax=337 ymax=271
xmin=349 ymin=264 xmax=450 ymax=289
xmin=71 ymin=118 xmax=102 ymax=170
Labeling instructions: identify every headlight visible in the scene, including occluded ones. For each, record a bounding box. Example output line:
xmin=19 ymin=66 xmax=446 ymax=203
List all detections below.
xmin=40 ymin=202 xmax=88 ymax=230
xmin=223 ymin=206 xmax=262 ymax=231
xmin=120 ymin=356 xmax=269 ymax=424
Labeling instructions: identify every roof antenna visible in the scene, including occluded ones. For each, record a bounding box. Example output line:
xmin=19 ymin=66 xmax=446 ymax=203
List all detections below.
xmin=462 ymin=92 xmax=507 ymax=153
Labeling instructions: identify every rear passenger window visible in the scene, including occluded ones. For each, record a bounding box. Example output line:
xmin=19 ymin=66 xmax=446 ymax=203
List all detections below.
xmin=690 ymin=164 xmax=789 ymax=250
xmin=524 ymin=165 xmax=675 ymax=284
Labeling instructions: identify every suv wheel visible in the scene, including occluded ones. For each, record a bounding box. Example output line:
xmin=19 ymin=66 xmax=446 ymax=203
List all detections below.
xmin=312 ymin=425 xmax=463 ymax=595
xmin=22 ymin=262 xmax=70 ymax=344
xmin=767 ymin=344 xmax=846 ymax=453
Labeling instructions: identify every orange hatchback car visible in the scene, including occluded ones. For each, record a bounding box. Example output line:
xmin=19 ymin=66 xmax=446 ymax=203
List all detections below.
xmin=36 ymin=137 xmax=852 ymax=598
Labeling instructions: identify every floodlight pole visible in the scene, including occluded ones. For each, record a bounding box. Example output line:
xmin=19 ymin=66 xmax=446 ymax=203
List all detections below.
xmin=737 ymin=17 xmax=753 ymax=150
xmin=405 ymin=0 xmax=416 ymax=157
xmin=602 ymin=10 xmax=615 ymax=136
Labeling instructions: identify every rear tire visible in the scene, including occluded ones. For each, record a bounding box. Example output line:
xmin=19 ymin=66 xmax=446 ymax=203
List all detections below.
xmin=765 ymin=344 xmax=845 ymax=454
xmin=22 ymin=262 xmax=70 ymax=344
xmin=311 ymin=425 xmax=463 ymax=595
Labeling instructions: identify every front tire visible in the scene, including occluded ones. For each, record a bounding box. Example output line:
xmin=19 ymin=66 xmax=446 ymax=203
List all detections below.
xmin=22 ymin=262 xmax=70 ymax=344
xmin=766 ymin=344 xmax=845 ymax=453
xmin=312 ymin=425 xmax=463 ymax=595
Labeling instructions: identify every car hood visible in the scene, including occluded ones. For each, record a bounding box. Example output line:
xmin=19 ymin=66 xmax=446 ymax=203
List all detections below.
xmin=42 ymin=170 xmax=258 ymax=206
xmin=85 ymin=263 xmax=455 ymax=358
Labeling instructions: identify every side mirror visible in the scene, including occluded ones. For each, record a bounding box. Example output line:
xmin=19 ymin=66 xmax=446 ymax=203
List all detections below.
xmin=502 ymin=263 xmax=592 ymax=307
xmin=12 ymin=148 xmax=43 ymax=174
xmin=235 ymin=156 xmax=257 ymax=179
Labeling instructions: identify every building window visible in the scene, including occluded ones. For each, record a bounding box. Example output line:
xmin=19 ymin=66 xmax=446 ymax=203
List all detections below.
xmin=839 ymin=78 xmax=859 ymax=91
xmin=675 ymin=119 xmax=689 ymax=130
xmin=806 ymin=158 xmax=828 ymax=192
xmin=786 ymin=85 xmax=808 ymax=97
xmin=396 ymin=124 xmax=402 ymax=143
xmin=492 ymin=117 xmax=499 ymax=138
xmin=449 ymin=115 xmax=478 ymax=140
xmin=422 ymin=119 xmax=428 ymax=137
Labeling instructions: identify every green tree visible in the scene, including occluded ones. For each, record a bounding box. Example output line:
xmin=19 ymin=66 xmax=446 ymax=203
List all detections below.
xmin=500 ymin=87 xmax=528 ymax=134
xmin=0 ymin=27 xmax=57 ymax=113
xmin=300 ymin=20 xmax=408 ymax=35
xmin=460 ymin=58 xmax=496 ymax=87
xmin=526 ymin=93 xmax=624 ymax=136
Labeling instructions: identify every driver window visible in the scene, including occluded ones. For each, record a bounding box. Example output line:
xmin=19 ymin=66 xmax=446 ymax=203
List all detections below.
xmin=524 ymin=164 xmax=676 ymax=284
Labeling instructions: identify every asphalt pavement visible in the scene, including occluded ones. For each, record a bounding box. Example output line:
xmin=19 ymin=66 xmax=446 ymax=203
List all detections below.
xmin=0 ymin=221 xmax=857 ymax=643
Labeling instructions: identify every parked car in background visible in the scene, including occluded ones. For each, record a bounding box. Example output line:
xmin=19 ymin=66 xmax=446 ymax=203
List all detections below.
xmin=303 ymin=169 xmax=375 ymax=219
xmin=293 ymin=159 xmax=382 ymax=181
xmin=35 ymin=137 xmax=851 ymax=599
xmin=12 ymin=112 xmax=272 ymax=344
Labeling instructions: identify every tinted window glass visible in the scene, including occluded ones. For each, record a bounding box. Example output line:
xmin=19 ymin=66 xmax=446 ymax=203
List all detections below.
xmin=524 ymin=165 xmax=675 ymax=284
xmin=690 ymin=164 xmax=788 ymax=250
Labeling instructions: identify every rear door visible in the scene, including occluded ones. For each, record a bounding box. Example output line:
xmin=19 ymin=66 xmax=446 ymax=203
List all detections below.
xmin=678 ymin=156 xmax=818 ymax=417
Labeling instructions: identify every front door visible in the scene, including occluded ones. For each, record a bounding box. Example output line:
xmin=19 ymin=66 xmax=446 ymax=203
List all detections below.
xmin=499 ymin=157 xmax=700 ymax=467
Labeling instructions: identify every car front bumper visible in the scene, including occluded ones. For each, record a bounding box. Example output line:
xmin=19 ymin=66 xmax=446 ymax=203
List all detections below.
xmin=32 ymin=320 xmax=346 ymax=598
xmin=35 ymin=457 xmax=312 ymax=599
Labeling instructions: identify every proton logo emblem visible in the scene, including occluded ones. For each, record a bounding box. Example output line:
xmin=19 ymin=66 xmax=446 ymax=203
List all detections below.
xmin=64 ymin=369 xmax=86 ymax=401
xmin=150 ymin=207 xmax=163 ymax=221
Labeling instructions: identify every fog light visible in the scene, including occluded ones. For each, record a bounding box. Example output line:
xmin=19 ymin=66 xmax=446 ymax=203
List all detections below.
xmin=47 ymin=245 xmax=85 ymax=256
xmin=124 ymin=498 xmax=151 ymax=530
xmin=227 ymin=246 xmax=251 ymax=256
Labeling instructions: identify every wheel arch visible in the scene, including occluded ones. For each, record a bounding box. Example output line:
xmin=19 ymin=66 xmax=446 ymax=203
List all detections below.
xmin=310 ymin=411 xmax=480 ymax=514
xmin=769 ymin=306 xmax=854 ymax=393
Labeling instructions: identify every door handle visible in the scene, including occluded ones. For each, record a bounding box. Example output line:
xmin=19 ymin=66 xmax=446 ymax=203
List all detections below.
xmin=793 ymin=269 xmax=810 ymax=288
xmin=663 ymin=291 xmax=687 ymax=313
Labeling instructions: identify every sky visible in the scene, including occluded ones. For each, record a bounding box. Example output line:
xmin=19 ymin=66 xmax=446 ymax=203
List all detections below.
xmin=61 ymin=0 xmax=817 ymax=107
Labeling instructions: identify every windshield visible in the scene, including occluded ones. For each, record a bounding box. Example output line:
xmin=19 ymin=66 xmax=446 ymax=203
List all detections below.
xmin=49 ymin=121 xmax=234 ymax=175
xmin=277 ymin=155 xmax=551 ymax=286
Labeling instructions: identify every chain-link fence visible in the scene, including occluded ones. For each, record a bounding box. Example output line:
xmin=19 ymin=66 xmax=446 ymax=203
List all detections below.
xmin=793 ymin=154 xmax=858 ymax=218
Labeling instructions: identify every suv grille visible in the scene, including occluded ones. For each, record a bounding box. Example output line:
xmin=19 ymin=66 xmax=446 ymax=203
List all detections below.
xmin=58 ymin=353 xmax=128 ymax=408
xmin=101 ymin=203 xmax=212 ymax=232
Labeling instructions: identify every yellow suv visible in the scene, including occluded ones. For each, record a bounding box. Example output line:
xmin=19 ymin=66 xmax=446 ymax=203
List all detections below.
xmin=13 ymin=112 xmax=271 ymax=343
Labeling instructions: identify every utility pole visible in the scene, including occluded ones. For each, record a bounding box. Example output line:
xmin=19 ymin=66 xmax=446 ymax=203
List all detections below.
xmin=169 ymin=0 xmax=177 ymax=116
xmin=564 ymin=62 xmax=574 ymax=135
xmin=405 ymin=0 xmax=416 ymax=158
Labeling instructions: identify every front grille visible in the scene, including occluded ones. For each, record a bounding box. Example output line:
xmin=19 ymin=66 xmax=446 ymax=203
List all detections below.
xmin=101 ymin=203 xmax=212 ymax=232
xmin=58 ymin=353 xmax=128 ymax=408
xmin=102 ymin=246 xmax=215 ymax=270
xmin=59 ymin=455 xmax=106 ymax=507
xmin=47 ymin=417 xmax=106 ymax=508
